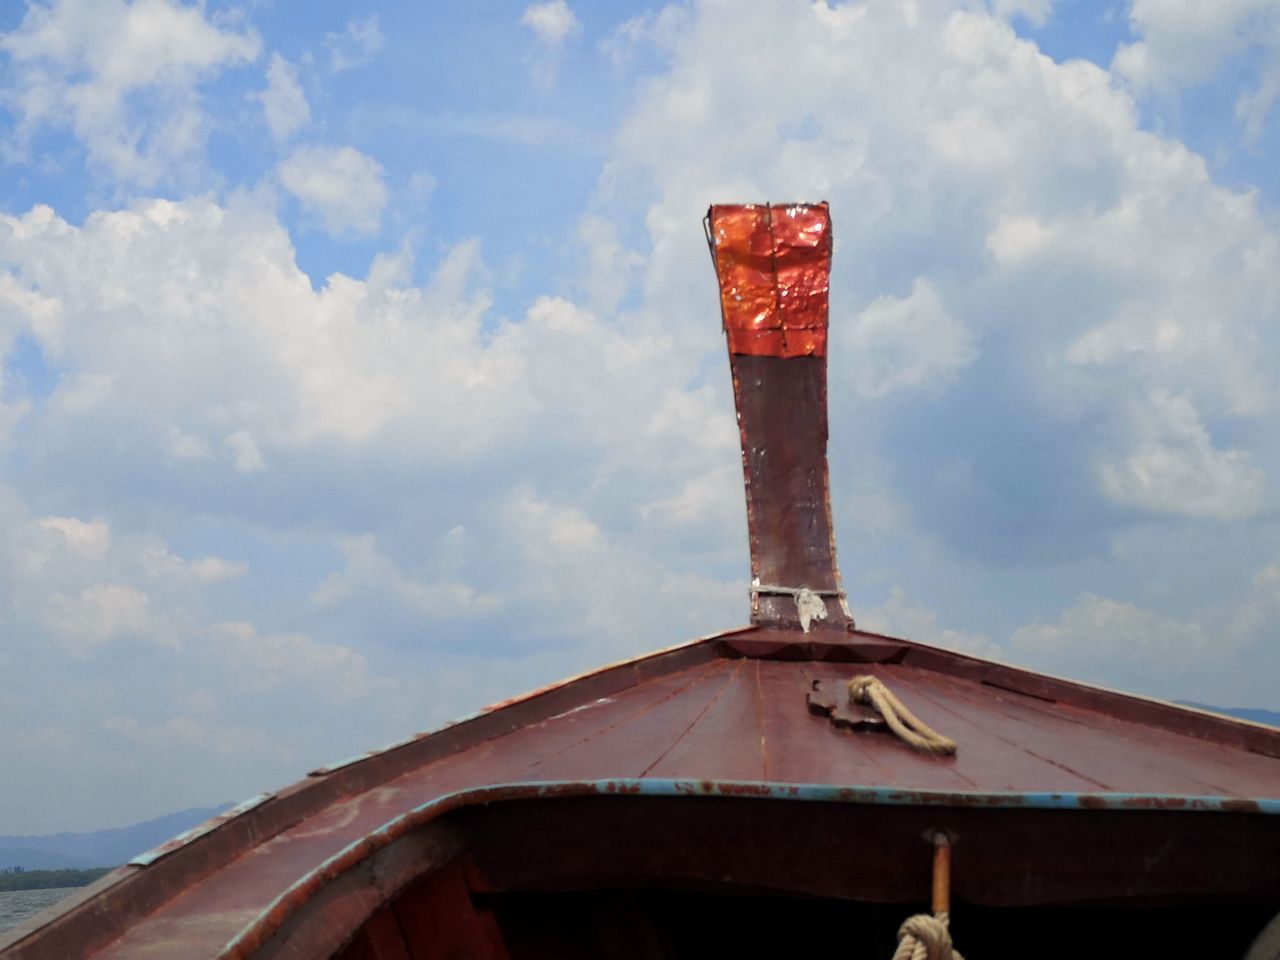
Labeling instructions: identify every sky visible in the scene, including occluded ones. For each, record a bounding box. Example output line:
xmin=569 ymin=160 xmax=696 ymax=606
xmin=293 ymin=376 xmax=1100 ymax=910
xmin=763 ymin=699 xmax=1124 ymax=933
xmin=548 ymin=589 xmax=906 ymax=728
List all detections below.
xmin=1 ymin=0 xmax=1279 ymax=835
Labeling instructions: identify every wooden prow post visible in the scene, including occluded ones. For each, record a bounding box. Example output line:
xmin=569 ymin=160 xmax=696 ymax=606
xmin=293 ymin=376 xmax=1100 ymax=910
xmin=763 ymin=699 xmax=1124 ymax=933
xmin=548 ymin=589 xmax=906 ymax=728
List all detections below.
xmin=706 ymin=203 xmax=853 ymax=632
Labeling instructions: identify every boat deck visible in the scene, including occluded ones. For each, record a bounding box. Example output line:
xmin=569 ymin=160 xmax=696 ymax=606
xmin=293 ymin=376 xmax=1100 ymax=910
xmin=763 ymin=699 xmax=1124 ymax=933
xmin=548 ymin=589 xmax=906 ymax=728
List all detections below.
xmin=10 ymin=628 xmax=1277 ymax=959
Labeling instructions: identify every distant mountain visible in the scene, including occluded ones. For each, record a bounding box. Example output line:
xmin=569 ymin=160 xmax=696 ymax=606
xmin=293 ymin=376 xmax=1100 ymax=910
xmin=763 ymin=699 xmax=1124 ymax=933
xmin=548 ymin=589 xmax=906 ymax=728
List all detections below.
xmin=1177 ymin=702 xmax=1280 ymax=728
xmin=0 ymin=805 xmax=230 ymax=870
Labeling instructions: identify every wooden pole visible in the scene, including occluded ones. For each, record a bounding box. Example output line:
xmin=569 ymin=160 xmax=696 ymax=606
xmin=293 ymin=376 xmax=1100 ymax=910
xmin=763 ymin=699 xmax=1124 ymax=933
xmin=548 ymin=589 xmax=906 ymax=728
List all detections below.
xmin=931 ymin=832 xmax=951 ymax=915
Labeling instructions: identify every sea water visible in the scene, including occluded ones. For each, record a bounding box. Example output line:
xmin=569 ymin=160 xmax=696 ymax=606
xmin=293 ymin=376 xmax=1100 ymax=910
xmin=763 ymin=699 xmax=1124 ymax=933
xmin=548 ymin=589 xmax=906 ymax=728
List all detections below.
xmin=0 ymin=887 xmax=77 ymax=934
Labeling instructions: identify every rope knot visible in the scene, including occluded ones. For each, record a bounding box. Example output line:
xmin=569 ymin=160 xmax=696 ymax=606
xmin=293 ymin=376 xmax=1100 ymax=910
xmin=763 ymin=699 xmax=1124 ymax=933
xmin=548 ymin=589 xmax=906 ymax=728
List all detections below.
xmin=848 ymin=674 xmax=879 ymax=702
xmin=793 ymin=587 xmax=828 ymax=632
xmin=898 ymin=913 xmax=952 ymax=956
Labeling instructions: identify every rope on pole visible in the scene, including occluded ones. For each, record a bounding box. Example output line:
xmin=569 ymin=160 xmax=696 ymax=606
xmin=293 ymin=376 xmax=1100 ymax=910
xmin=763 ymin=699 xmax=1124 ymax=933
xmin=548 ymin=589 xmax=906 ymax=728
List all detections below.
xmin=891 ymin=833 xmax=966 ymax=960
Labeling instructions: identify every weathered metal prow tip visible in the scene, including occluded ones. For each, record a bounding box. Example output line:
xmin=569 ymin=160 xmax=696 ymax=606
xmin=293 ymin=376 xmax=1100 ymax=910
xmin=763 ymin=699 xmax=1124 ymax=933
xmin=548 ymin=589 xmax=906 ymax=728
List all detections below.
xmin=707 ymin=203 xmax=852 ymax=632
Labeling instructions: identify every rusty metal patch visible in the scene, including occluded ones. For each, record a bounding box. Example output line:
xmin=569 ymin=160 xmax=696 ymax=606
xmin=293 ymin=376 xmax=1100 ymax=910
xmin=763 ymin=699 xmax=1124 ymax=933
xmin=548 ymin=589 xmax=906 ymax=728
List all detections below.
xmin=706 ymin=202 xmax=832 ymax=358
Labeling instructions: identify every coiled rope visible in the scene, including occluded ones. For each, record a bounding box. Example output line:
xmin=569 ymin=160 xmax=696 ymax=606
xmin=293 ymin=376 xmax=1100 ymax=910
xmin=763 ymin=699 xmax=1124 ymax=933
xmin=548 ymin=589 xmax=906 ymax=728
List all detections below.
xmin=848 ymin=675 xmax=957 ymax=756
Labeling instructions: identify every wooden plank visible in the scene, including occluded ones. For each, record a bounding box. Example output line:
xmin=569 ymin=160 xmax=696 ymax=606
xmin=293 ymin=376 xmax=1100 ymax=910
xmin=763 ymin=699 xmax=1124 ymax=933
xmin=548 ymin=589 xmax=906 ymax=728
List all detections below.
xmin=901 ymin=644 xmax=1280 ymax=758
xmin=354 ymin=906 xmax=411 ymax=960
xmin=755 ymin=659 xmax=903 ymax=787
xmin=893 ymin=666 xmax=1231 ymax=793
xmin=971 ymin=681 xmax=1280 ymax=794
xmin=882 ymin=666 xmax=1256 ymax=795
xmin=506 ymin=659 xmax=731 ymax=780
xmin=304 ymin=660 xmax=730 ymax=830
xmin=513 ymin=659 xmax=741 ymax=780
xmin=642 ymin=660 xmax=766 ymax=780
xmin=394 ymin=860 xmax=509 ymax=960
xmin=876 ymin=666 xmax=1119 ymax=791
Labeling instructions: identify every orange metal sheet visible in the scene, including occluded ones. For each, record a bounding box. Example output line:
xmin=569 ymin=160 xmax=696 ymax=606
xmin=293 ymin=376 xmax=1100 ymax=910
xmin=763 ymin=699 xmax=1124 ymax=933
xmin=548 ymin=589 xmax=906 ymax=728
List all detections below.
xmin=708 ymin=203 xmax=831 ymax=357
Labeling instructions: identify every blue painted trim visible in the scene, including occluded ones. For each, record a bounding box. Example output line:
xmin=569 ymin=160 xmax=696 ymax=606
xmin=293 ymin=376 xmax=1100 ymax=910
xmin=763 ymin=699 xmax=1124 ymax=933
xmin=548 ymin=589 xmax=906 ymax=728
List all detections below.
xmin=559 ymin=778 xmax=1280 ymax=813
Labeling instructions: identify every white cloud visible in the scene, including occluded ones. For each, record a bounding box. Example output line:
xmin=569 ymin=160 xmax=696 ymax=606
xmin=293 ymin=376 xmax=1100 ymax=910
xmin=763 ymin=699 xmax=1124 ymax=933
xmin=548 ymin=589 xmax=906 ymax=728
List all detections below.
xmin=0 ymin=472 xmax=412 ymax=832
xmin=324 ymin=15 xmax=385 ymax=73
xmin=576 ymin=214 xmax=644 ymax=314
xmin=207 ymin=619 xmax=404 ymax=711
xmin=0 ymin=392 xmax=29 ymax=443
xmin=0 ymin=202 xmax=505 ymax=477
xmin=0 ymin=198 xmax=741 ymax=584
xmin=1051 ymin=191 xmax=1276 ymax=420
xmin=138 ymin=544 xmax=246 ymax=583
xmin=168 ymin=426 xmax=212 ymax=460
xmin=1227 ymin=563 xmax=1280 ymax=639
xmin=842 ymin=278 xmax=976 ymax=398
xmin=603 ymin=0 xmax=1280 ymax=555
xmin=1098 ymin=391 xmax=1266 ymax=519
xmin=1014 ymin=592 xmax=1204 ymax=655
xmin=504 ymin=489 xmax=741 ymax=655
xmin=1114 ymin=0 xmax=1278 ymax=90
xmin=37 ymin=516 xmax=110 ymax=560
xmin=639 ymin=461 xmax=740 ymax=530
xmin=210 ymin=621 xmax=382 ymax=703
xmin=0 ymin=5 xmax=1273 ymax=641
xmin=104 ymin=714 xmax=292 ymax=763
xmin=0 ymin=273 xmax=62 ymax=350
xmin=0 ymin=0 xmax=261 ymax=184
xmin=1113 ymin=0 xmax=1280 ymax=141
xmin=311 ymin=533 xmax=500 ymax=620
xmin=225 ymin=429 xmax=265 ymax=473
xmin=1005 ymin=559 xmax=1280 ymax=702
xmin=985 ymin=214 xmax=1054 ymax=264
xmin=256 ymin=53 xmax=310 ymax=143
xmin=521 ymin=0 xmax=581 ymax=47
xmin=0 ymin=486 xmax=246 ymax=662
xmin=277 ymin=145 xmax=388 ymax=236
xmin=55 ymin=373 xmax=115 ymax=413
xmin=43 ymin=583 xmax=153 ymax=652
xmin=520 ymin=0 xmax=581 ymax=88
xmin=601 ymin=5 xmax=688 ymax=71
xmin=408 ymin=170 xmax=437 ymax=202
xmin=1236 ymin=60 xmax=1280 ymax=143
xmin=858 ymin=587 xmax=1002 ymax=659
xmin=988 ymin=0 xmax=1054 ymax=27
xmin=187 ymin=556 xmax=248 ymax=583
